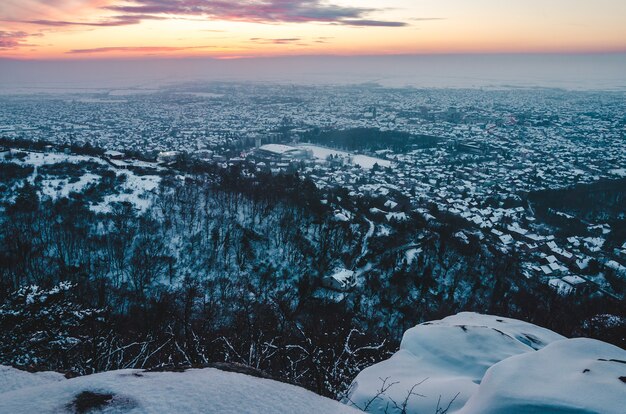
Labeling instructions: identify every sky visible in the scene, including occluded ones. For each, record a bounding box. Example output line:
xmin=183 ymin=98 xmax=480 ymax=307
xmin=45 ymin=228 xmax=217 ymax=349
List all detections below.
xmin=1 ymin=0 xmax=626 ymax=59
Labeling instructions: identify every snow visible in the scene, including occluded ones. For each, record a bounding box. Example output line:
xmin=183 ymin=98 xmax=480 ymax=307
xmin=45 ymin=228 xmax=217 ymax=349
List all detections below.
xmin=40 ymin=173 xmax=100 ymax=200
xmin=548 ymin=278 xmax=573 ymax=295
xmin=562 ymin=275 xmax=586 ymax=286
xmin=384 ymin=200 xmax=398 ymax=209
xmin=345 ymin=312 xmax=565 ymax=413
xmin=0 ymin=366 xmax=64 ymax=394
xmin=458 ymin=338 xmax=626 ymax=414
xmin=259 ymin=143 xmax=299 ymax=155
xmin=13 ymin=151 xmax=107 ymax=168
xmin=334 ymin=212 xmax=350 ymax=222
xmin=7 ymin=150 xmax=163 ymax=212
xmin=104 ymin=150 xmax=125 ymax=158
xmin=91 ymin=172 xmax=161 ymax=214
xmin=583 ymin=237 xmax=605 ymax=251
xmin=609 ymin=168 xmax=626 ymax=177
xmin=376 ymin=225 xmax=391 ymax=237
xmin=108 ymin=159 xmax=162 ymax=170
xmin=298 ymin=144 xmax=391 ymax=170
xmin=405 ymin=248 xmax=422 ymax=265
xmin=330 ymin=268 xmax=355 ymax=285
xmin=499 ymin=234 xmax=514 ymax=245
xmin=0 ymin=367 xmax=359 ymax=414
xmin=385 ymin=212 xmax=407 ymax=222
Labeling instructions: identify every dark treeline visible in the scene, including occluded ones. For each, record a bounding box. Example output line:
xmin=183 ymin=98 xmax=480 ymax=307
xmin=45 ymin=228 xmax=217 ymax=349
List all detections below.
xmin=528 ymin=178 xmax=626 ymax=223
xmin=302 ymin=128 xmax=439 ymax=152
xmin=0 ymin=137 xmax=168 ymax=163
xmin=0 ymin=137 xmax=104 ymax=158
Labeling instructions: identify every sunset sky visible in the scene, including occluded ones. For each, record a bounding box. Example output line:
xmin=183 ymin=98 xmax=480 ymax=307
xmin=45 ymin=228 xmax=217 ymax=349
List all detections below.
xmin=1 ymin=0 xmax=626 ymax=59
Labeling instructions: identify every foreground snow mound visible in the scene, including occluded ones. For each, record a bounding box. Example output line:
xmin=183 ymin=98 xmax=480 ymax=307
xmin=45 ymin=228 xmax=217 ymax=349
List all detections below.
xmin=0 ymin=367 xmax=359 ymax=414
xmin=345 ymin=312 xmax=565 ymax=413
xmin=0 ymin=365 xmax=65 ymax=394
xmin=459 ymin=338 xmax=626 ymax=414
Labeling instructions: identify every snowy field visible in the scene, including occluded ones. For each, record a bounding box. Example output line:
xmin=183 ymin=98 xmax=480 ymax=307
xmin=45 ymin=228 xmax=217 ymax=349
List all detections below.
xmin=298 ymin=144 xmax=392 ymax=170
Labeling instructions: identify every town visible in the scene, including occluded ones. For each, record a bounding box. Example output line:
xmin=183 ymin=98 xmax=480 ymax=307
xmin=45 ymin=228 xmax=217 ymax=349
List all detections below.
xmin=1 ymin=84 xmax=625 ymax=303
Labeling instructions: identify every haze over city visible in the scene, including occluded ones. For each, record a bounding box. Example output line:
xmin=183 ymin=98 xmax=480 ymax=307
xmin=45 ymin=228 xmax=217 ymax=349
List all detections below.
xmin=2 ymin=1 xmax=626 ymax=91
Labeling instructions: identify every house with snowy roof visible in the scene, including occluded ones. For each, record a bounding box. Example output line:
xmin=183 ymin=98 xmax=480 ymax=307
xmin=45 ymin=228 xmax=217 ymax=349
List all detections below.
xmin=322 ymin=268 xmax=356 ymax=291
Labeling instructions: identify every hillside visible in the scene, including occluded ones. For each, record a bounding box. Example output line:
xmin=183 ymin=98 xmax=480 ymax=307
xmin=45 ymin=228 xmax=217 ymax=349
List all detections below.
xmin=0 ymin=145 xmax=624 ymax=399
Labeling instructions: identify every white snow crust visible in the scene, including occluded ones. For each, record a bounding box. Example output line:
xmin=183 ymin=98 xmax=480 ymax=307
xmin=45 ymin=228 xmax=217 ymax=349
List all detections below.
xmin=346 ymin=312 xmax=567 ymax=413
xmin=0 ymin=366 xmax=360 ymax=414
xmin=458 ymin=337 xmax=626 ymax=414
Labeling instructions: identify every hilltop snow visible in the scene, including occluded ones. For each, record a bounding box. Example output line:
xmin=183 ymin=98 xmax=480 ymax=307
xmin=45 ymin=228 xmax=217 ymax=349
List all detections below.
xmin=0 ymin=366 xmax=359 ymax=414
xmin=0 ymin=366 xmax=64 ymax=394
xmin=345 ymin=312 xmax=625 ymax=413
xmin=458 ymin=337 xmax=626 ymax=414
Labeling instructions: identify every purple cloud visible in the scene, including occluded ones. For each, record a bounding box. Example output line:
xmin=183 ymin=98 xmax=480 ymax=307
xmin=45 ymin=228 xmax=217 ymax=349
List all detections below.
xmin=0 ymin=31 xmax=30 ymax=49
xmin=103 ymin=0 xmax=407 ymax=26
xmin=250 ymin=37 xmax=301 ymax=44
xmin=2 ymin=1 xmax=417 ymax=32
xmin=339 ymin=19 xmax=407 ymax=27
xmin=16 ymin=15 xmax=162 ymax=27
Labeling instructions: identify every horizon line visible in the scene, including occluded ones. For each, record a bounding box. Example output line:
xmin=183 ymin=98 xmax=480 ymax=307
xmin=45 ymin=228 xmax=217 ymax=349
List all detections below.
xmin=2 ymin=50 xmax=626 ymax=63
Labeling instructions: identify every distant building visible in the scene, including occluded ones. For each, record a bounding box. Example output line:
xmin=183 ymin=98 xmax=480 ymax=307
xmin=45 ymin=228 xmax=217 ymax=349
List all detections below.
xmin=456 ymin=142 xmax=485 ymax=155
xmin=446 ymin=107 xmax=461 ymax=123
xmin=104 ymin=150 xmax=125 ymax=160
xmin=254 ymin=144 xmax=311 ymax=163
xmin=157 ymin=151 xmax=180 ymax=163
xmin=322 ymin=268 xmax=356 ymax=291
xmin=195 ymin=149 xmax=214 ymax=160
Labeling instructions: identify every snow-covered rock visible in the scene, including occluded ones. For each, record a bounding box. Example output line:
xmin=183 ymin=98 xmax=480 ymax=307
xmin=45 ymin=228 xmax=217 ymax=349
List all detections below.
xmin=0 ymin=367 xmax=359 ymax=414
xmin=345 ymin=312 xmax=566 ymax=413
xmin=458 ymin=338 xmax=626 ymax=414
